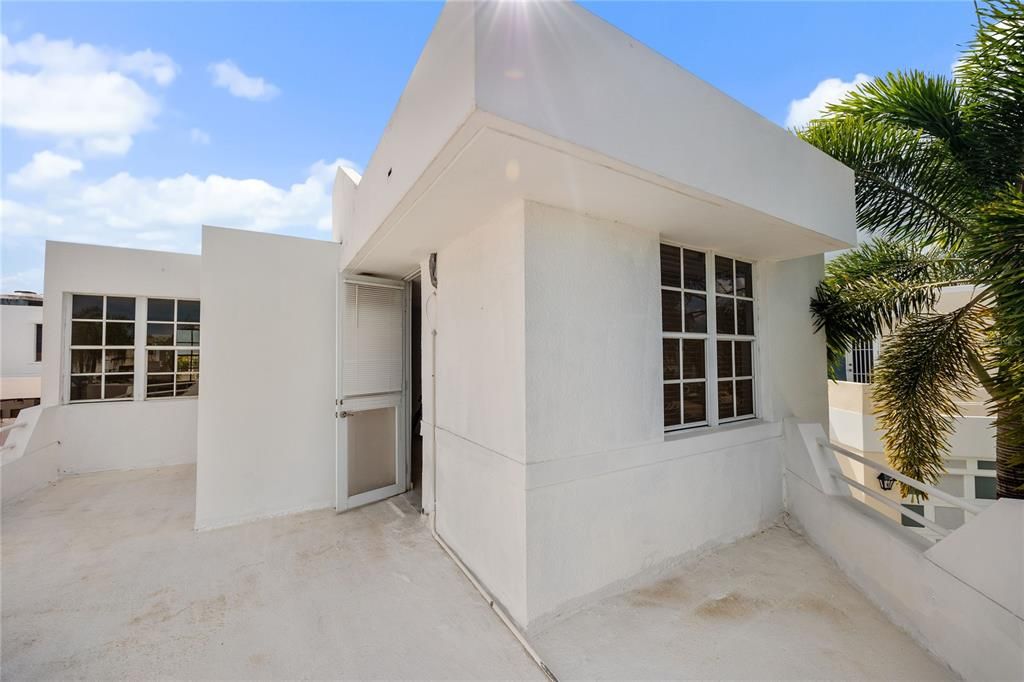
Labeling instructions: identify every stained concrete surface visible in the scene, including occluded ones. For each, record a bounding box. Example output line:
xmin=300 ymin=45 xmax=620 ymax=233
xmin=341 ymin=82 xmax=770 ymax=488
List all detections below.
xmin=530 ymin=524 xmax=956 ymax=681
xmin=1 ymin=465 xmax=542 ymax=680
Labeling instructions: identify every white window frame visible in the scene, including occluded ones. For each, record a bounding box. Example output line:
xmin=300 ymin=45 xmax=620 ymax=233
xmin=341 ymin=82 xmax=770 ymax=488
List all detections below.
xmin=144 ymin=298 xmax=201 ymax=400
xmin=661 ymin=241 xmax=758 ymax=434
xmin=65 ymin=293 xmax=138 ymax=404
xmin=900 ymin=458 xmax=997 ymax=537
xmin=713 ymin=254 xmax=757 ymax=425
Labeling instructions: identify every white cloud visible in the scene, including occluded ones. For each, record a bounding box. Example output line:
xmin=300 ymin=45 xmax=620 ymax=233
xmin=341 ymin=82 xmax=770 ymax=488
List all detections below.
xmin=8 ymin=151 xmax=83 ymax=189
xmin=1 ymin=158 xmax=362 ymax=255
xmin=209 ymin=60 xmax=280 ymax=101
xmin=1 ymin=33 xmax=177 ymax=155
xmin=190 ymin=128 xmax=211 ymax=145
xmin=785 ymin=73 xmax=872 ymax=129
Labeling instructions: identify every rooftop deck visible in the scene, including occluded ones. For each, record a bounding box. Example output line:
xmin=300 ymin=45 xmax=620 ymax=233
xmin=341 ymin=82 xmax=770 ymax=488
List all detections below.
xmin=2 ymin=465 xmax=952 ymax=679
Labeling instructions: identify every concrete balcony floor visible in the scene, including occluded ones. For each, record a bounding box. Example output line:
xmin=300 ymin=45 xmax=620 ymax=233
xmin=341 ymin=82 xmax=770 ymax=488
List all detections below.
xmin=2 ymin=465 xmax=952 ymax=680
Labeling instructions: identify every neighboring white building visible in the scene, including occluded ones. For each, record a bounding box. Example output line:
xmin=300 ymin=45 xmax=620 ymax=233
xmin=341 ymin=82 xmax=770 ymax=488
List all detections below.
xmin=829 ymin=286 xmax=997 ymax=536
xmin=0 ymin=291 xmax=43 ymax=422
xmin=2 ymin=4 xmax=1020 ymax=676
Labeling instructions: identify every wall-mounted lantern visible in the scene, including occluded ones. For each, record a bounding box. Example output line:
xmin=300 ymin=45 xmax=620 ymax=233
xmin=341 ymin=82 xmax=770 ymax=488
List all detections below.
xmin=877 ymin=472 xmax=897 ymax=491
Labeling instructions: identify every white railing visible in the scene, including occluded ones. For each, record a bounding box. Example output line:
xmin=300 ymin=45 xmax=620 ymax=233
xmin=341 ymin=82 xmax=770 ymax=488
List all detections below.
xmin=816 ymin=438 xmax=983 ymax=538
xmin=0 ymin=421 xmax=27 ymax=449
xmin=846 ymin=340 xmax=877 ymax=384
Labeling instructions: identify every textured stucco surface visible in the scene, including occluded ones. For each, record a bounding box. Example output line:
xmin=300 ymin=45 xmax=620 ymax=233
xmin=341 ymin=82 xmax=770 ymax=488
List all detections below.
xmin=1 ymin=466 xmax=541 ymax=680
xmin=530 ymin=524 xmax=954 ymax=681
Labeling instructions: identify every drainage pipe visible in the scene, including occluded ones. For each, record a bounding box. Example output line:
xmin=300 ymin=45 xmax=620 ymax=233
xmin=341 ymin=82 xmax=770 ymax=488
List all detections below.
xmin=424 ymin=285 xmax=557 ymax=682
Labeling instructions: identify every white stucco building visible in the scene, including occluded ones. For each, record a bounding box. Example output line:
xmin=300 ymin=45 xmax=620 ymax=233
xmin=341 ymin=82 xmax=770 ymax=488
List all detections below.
xmin=0 ymin=291 xmax=43 ymax=422
xmin=2 ymin=3 xmax=1020 ymax=677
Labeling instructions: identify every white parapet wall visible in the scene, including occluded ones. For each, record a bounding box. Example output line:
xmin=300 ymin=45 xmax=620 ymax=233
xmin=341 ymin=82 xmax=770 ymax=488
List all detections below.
xmin=784 ymin=420 xmax=1023 ymax=680
xmin=195 ymin=227 xmax=340 ymax=530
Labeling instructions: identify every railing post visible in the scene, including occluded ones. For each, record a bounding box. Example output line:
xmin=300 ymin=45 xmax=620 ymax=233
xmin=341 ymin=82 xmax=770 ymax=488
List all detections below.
xmin=795 ymin=422 xmax=850 ymax=496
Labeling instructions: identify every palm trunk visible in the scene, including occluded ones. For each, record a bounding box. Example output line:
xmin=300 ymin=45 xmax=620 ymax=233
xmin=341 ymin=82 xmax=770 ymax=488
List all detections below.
xmin=996 ymin=413 xmax=1024 ymax=499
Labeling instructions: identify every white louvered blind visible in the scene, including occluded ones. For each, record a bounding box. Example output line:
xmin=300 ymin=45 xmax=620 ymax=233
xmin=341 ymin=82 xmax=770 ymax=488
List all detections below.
xmin=343 ymin=282 xmax=403 ymax=397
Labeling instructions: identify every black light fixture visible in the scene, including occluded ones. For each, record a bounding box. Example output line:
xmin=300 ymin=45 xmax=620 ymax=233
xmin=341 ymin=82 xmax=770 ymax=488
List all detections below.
xmin=877 ymin=472 xmax=897 ymax=491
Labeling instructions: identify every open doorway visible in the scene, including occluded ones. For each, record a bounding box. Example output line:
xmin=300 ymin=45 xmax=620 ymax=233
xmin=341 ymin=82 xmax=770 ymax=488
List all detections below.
xmin=407 ymin=275 xmax=424 ymax=511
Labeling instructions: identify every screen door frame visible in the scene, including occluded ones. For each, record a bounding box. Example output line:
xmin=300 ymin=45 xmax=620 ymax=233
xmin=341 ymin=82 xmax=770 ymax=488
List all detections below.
xmin=336 ymin=273 xmax=411 ymax=511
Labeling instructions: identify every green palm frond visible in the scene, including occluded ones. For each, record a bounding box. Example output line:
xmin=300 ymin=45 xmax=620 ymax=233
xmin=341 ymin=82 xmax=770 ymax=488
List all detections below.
xmin=957 ymin=1 xmax=1024 ymax=193
xmin=827 ymin=71 xmax=966 ymax=148
xmin=810 ymin=240 xmax=975 ymax=376
xmin=798 ymin=117 xmax=976 ymax=245
xmin=873 ymin=302 xmax=989 ymax=498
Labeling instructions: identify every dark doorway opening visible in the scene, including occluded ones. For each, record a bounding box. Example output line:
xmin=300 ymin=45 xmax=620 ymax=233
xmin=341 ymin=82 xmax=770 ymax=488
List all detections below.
xmin=408 ymin=276 xmax=423 ymax=510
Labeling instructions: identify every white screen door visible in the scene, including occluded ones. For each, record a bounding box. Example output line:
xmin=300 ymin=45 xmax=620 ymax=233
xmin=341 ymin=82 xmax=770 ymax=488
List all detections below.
xmin=337 ymin=275 xmax=408 ymax=510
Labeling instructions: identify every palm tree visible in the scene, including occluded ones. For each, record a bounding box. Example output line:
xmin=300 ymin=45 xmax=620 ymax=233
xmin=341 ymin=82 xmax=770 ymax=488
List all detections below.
xmin=798 ymin=0 xmax=1024 ymax=499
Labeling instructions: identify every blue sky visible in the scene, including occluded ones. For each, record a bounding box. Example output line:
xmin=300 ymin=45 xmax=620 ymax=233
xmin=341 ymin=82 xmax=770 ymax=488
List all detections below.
xmin=2 ymin=1 xmax=976 ymax=292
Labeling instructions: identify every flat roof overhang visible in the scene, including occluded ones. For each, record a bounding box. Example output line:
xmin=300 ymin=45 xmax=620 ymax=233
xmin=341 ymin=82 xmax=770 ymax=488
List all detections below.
xmin=342 ymin=111 xmax=855 ymax=278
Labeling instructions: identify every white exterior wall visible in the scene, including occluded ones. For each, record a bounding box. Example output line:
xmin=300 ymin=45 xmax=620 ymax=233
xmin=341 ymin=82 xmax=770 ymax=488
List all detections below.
xmin=195 ymin=227 xmax=339 ymax=530
xmin=514 ymin=203 xmax=824 ymax=624
xmin=36 ymin=242 xmax=200 ymax=473
xmin=431 ymin=203 xmax=528 ymax=624
xmin=1 ymin=303 xmax=43 ymax=401
xmin=473 ymin=2 xmax=854 ymax=247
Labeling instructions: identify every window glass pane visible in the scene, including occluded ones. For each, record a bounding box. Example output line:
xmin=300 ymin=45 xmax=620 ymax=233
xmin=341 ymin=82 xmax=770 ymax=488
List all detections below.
xmin=147 ymin=373 xmax=175 ymax=398
xmin=147 ymin=323 xmax=174 ymax=346
xmin=147 ymin=298 xmax=175 ymax=322
xmin=735 ymin=342 xmax=753 ymax=377
xmin=663 ymin=383 xmax=681 ymax=427
xmin=70 ymin=375 xmax=102 ymax=402
xmin=716 ymin=297 xmax=735 ymax=335
xmin=683 ymin=293 xmax=706 ymax=333
xmin=718 ymin=380 xmax=734 ymax=419
xmin=105 ymin=322 xmax=135 ymax=346
xmin=977 ymin=460 xmax=996 ymax=470
xmin=71 ymin=295 xmax=103 ymax=319
xmin=71 ymin=321 xmax=102 ymax=346
xmin=176 ymin=324 xmax=200 ymax=346
xmin=736 ymin=299 xmax=754 ymax=336
xmin=937 ymin=474 xmax=964 ymax=497
xmin=661 ymin=290 xmax=682 ymax=333
xmin=659 ymin=244 xmax=681 ymax=289
xmin=683 ymin=382 xmax=706 ymax=423
xmin=148 ymin=350 xmax=175 ymax=373
xmin=70 ymin=349 xmax=102 ymax=374
xmin=975 ymin=477 xmax=997 ymax=500
xmin=901 ymin=504 xmax=925 ymax=528
xmin=662 ymin=339 xmax=680 ymax=381
xmin=106 ymin=297 xmax=136 ymax=321
xmin=682 ymin=340 xmax=705 ymax=380
xmin=104 ymin=349 xmax=135 ymax=373
xmin=715 ymin=256 xmax=734 ymax=294
xmin=175 ymin=373 xmax=199 ymax=397
xmin=735 ymin=379 xmax=754 ymax=416
xmin=945 ymin=459 xmax=967 ymax=469
xmin=35 ymin=324 xmax=42 ymax=362
xmin=177 ymin=350 xmax=200 ymax=373
xmin=177 ymin=300 xmax=200 ymax=323
xmin=717 ymin=340 xmax=733 ymax=378
xmin=104 ymin=374 xmax=134 ymax=399
xmin=934 ymin=507 xmax=965 ymax=531
xmin=683 ymin=249 xmax=706 ymax=291
xmin=735 ymin=261 xmax=753 ymax=298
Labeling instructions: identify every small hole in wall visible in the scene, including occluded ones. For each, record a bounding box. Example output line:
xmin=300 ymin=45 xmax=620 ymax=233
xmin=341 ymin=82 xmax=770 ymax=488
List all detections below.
xmin=387 ymin=168 xmax=392 ymax=178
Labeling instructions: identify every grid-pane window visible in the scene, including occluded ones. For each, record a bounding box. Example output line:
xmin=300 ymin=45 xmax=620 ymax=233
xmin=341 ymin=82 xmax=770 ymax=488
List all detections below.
xmin=661 ymin=245 xmax=756 ymax=433
xmin=714 ymin=256 xmax=756 ymax=421
xmin=661 ymin=244 xmax=708 ymax=430
xmin=146 ymin=299 xmax=200 ymax=398
xmin=68 ymin=295 xmax=136 ymax=402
